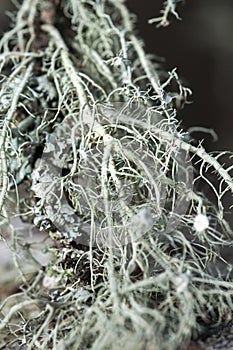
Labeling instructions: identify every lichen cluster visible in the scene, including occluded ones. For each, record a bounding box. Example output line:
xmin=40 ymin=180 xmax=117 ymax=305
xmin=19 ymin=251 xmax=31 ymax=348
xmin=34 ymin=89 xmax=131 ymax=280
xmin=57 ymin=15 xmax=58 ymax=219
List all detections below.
xmin=0 ymin=1 xmax=233 ymax=349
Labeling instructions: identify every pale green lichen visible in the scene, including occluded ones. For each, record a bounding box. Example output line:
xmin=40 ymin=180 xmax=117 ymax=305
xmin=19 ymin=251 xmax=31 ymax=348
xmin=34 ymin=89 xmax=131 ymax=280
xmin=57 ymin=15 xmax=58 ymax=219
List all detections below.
xmin=0 ymin=1 xmax=233 ymax=349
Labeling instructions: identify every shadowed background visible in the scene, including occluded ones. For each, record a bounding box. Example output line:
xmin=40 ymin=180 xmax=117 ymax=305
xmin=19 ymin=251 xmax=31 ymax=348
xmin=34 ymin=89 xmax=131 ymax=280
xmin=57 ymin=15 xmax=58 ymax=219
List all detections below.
xmin=127 ymin=0 xmax=233 ymax=153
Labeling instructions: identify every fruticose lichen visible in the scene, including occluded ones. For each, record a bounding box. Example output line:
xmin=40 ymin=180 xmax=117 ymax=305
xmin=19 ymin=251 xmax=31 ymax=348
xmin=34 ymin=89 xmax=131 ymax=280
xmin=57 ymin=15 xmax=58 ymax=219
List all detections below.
xmin=0 ymin=1 xmax=233 ymax=349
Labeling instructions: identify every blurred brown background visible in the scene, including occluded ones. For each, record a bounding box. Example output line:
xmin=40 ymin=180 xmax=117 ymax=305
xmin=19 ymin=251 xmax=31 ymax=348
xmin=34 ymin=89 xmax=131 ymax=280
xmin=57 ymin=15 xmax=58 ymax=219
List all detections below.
xmin=127 ymin=0 xmax=233 ymax=153
xmin=0 ymin=0 xmax=14 ymax=36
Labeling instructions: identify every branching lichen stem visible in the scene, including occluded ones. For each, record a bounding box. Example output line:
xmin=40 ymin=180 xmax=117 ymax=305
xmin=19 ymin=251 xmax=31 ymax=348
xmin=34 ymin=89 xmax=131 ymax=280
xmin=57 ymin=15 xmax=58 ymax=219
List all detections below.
xmin=0 ymin=61 xmax=33 ymax=214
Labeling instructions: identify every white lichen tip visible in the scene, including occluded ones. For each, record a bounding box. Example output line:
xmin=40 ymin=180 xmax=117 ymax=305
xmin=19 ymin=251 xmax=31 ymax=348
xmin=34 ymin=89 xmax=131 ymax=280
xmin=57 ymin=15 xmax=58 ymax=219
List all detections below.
xmin=113 ymin=57 xmax=122 ymax=67
xmin=193 ymin=213 xmax=209 ymax=232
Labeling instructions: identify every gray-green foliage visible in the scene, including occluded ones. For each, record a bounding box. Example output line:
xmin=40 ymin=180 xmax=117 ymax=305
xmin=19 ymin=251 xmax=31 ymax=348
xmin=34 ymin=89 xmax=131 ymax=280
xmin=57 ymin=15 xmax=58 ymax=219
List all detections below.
xmin=0 ymin=1 xmax=233 ymax=349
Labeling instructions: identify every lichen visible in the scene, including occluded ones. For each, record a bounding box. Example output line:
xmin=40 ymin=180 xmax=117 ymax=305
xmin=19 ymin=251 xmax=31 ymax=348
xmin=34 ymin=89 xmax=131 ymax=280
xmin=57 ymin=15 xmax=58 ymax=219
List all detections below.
xmin=0 ymin=1 xmax=233 ymax=349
